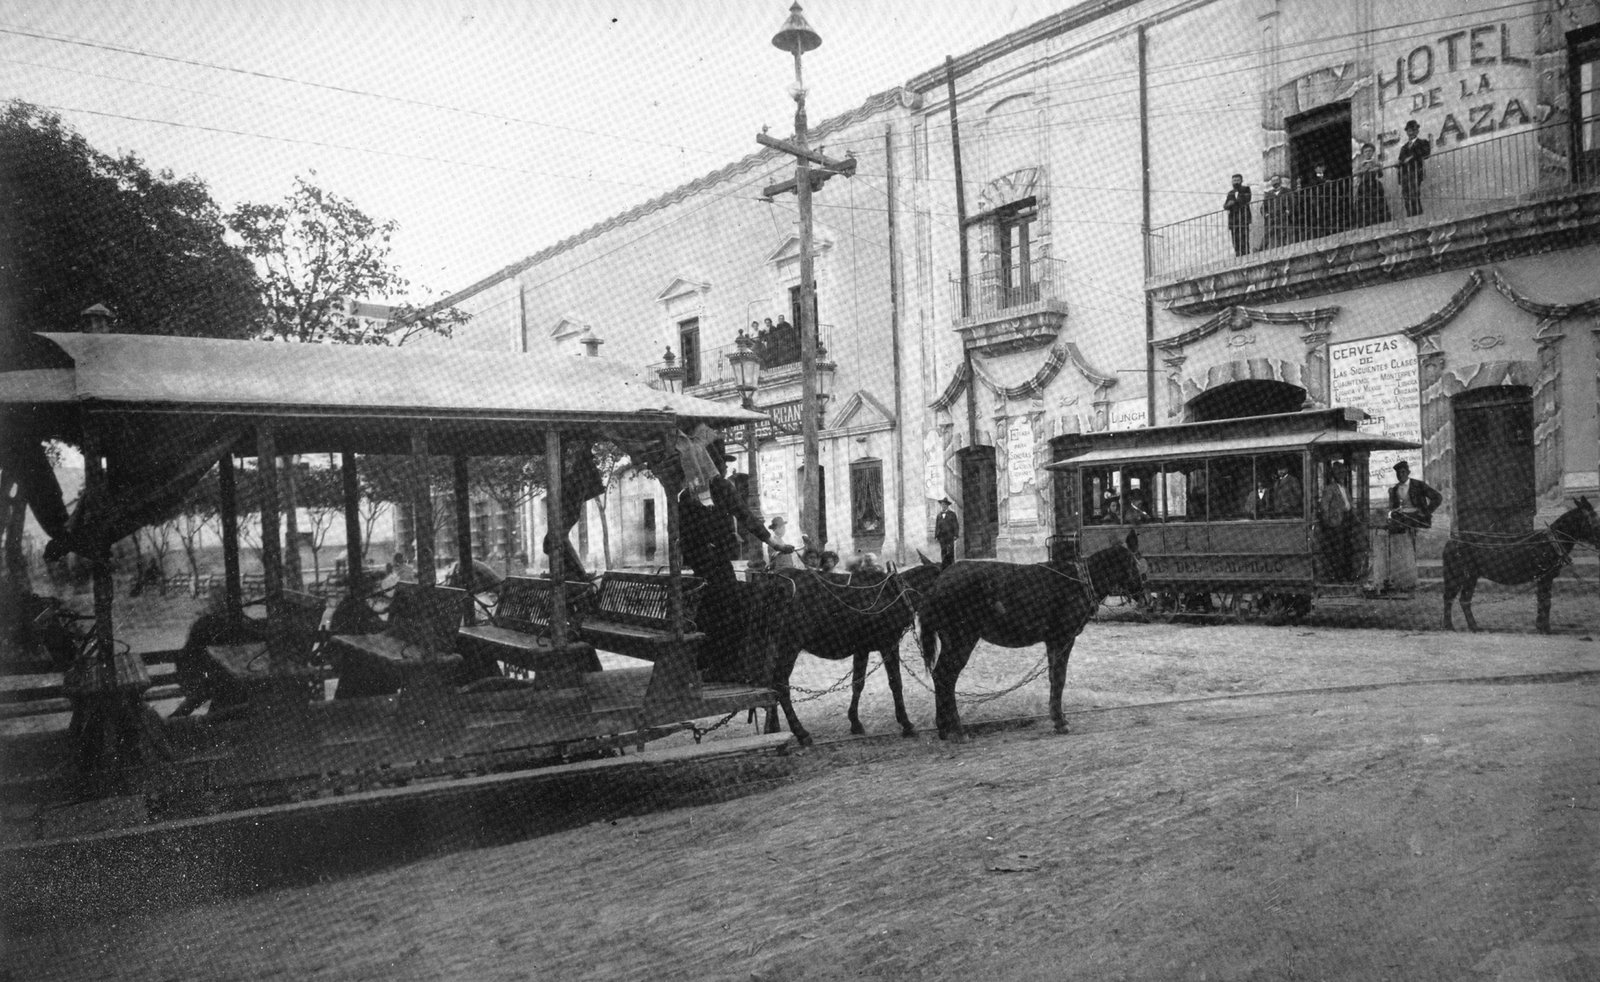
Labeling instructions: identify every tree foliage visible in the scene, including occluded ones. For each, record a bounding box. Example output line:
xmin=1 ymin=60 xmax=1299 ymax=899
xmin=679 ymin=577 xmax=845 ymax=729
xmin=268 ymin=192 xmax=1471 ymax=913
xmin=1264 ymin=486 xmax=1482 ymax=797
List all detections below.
xmin=0 ymin=101 xmax=263 ymax=348
xmin=227 ymin=176 xmax=467 ymax=345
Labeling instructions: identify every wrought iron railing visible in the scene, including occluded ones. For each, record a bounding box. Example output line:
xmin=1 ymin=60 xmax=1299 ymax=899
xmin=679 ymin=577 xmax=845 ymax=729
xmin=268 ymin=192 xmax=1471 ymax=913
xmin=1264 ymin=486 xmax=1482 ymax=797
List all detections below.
xmin=1147 ymin=121 xmax=1599 ymax=280
xmin=948 ymin=254 xmax=1064 ymax=321
xmin=646 ymin=323 xmax=835 ymax=391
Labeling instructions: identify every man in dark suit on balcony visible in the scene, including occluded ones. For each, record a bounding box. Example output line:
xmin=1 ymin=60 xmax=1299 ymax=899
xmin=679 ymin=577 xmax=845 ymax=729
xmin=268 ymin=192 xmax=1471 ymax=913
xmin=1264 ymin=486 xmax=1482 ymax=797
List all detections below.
xmin=1224 ymin=173 xmax=1252 ymax=256
xmin=1398 ymin=120 xmax=1431 ymax=218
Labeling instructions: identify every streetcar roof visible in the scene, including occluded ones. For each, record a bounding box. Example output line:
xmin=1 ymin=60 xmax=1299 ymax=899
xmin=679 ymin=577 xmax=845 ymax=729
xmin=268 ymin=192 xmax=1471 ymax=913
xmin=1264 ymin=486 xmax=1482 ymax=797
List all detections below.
xmin=1047 ymin=429 xmax=1419 ymax=467
xmin=0 ymin=331 xmax=763 ymax=431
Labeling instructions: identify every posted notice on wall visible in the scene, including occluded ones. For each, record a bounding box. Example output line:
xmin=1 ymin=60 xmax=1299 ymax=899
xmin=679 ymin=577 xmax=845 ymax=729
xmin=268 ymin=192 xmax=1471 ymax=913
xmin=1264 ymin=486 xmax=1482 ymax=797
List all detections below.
xmin=1006 ymin=416 xmax=1036 ymax=491
xmin=1107 ymin=398 xmax=1148 ymax=432
xmin=1328 ymin=334 xmax=1421 ymax=505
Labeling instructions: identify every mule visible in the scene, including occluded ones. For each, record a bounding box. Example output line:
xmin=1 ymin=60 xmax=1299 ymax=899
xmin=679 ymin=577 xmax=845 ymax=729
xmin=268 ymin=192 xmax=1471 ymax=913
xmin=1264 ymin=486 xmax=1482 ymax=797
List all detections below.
xmin=1442 ymin=497 xmax=1599 ymax=634
xmin=917 ymin=537 xmax=1144 ymax=741
xmin=756 ymin=560 xmax=942 ymax=747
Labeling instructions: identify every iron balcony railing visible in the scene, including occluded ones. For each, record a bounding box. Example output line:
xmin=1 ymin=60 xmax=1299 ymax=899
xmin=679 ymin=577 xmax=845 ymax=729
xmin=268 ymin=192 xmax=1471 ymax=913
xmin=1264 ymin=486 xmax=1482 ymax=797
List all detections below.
xmin=948 ymin=254 xmax=1063 ymax=322
xmin=646 ymin=322 xmax=835 ymax=392
xmin=1147 ymin=121 xmax=1600 ymax=281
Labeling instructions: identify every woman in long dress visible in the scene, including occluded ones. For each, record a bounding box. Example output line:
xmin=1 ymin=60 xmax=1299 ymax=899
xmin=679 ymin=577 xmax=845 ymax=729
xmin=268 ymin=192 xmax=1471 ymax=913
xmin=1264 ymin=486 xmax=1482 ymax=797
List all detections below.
xmin=1353 ymin=142 xmax=1391 ymax=228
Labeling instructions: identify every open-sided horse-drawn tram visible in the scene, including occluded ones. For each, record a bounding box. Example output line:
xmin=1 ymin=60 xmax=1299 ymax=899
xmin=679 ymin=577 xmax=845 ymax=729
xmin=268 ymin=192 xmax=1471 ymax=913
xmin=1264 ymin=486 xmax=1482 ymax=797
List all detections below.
xmin=0 ymin=332 xmax=789 ymax=868
xmin=1047 ymin=407 xmax=1423 ymax=623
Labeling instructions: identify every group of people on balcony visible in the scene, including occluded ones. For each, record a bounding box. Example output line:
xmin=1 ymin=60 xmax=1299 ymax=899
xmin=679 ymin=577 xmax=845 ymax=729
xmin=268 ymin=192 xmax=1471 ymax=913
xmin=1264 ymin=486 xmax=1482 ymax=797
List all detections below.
xmin=1223 ymin=119 xmax=1432 ymax=257
xmin=748 ymin=315 xmax=801 ymax=369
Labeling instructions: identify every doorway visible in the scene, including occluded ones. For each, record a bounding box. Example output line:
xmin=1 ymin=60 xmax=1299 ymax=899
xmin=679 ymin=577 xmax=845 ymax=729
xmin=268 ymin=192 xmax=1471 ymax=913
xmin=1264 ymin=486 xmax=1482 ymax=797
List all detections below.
xmin=1286 ymin=101 xmax=1352 ymax=188
xmin=958 ymin=446 xmax=999 ymax=558
xmin=1452 ymin=386 xmax=1535 ymax=534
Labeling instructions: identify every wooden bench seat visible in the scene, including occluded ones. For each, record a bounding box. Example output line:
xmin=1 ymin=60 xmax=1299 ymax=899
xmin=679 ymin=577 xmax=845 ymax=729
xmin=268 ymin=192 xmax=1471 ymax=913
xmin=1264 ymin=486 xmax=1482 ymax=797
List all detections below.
xmin=203 ymin=590 xmax=329 ymax=707
xmin=579 ymin=571 xmax=706 ymax=661
xmin=456 ymin=577 xmax=601 ymax=689
xmin=325 ymin=583 xmax=468 ymax=700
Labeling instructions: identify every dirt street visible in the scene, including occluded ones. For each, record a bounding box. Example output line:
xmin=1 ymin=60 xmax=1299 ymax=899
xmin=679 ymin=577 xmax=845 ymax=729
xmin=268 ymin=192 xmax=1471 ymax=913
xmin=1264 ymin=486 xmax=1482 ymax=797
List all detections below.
xmin=4 ymin=596 xmax=1599 ymax=981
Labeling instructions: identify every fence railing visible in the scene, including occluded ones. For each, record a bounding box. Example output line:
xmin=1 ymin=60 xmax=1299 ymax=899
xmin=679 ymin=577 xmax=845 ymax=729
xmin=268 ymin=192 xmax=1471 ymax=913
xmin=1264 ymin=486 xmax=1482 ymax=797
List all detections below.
xmin=948 ymin=255 xmax=1065 ymax=321
xmin=646 ymin=322 xmax=836 ymax=391
xmin=1147 ymin=121 xmax=1598 ymax=280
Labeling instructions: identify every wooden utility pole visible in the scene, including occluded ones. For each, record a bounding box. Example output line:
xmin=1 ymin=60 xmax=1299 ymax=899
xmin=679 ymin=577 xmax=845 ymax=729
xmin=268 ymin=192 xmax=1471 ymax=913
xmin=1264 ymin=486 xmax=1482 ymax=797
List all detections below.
xmin=762 ymin=2 xmax=854 ymax=550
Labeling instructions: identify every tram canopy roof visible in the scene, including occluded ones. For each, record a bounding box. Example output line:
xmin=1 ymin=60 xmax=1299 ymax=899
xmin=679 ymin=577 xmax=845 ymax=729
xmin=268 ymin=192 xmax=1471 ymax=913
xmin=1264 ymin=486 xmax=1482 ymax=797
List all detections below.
xmin=0 ymin=332 xmax=763 ymax=432
xmin=1047 ymin=429 xmax=1420 ymax=468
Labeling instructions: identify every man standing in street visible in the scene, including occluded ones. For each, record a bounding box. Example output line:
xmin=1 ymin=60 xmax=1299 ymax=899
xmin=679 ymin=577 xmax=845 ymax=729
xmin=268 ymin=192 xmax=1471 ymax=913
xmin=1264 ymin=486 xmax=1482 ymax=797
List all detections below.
xmin=934 ymin=496 xmax=960 ymax=569
xmin=1224 ymin=173 xmax=1252 ymax=257
xmin=1387 ymin=459 xmax=1443 ymax=532
xmin=1397 ymin=120 xmax=1431 ymax=218
xmin=1382 ymin=459 xmax=1443 ymax=593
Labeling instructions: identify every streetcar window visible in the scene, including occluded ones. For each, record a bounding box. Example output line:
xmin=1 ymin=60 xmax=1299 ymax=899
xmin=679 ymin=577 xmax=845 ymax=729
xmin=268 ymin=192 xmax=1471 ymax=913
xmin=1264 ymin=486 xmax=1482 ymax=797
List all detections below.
xmin=1082 ymin=467 xmax=1120 ymax=524
xmin=1162 ymin=459 xmax=1207 ymax=521
xmin=1262 ymin=454 xmax=1304 ymax=518
xmin=1211 ymin=456 xmax=1257 ymax=520
xmin=1122 ymin=467 xmax=1159 ymax=523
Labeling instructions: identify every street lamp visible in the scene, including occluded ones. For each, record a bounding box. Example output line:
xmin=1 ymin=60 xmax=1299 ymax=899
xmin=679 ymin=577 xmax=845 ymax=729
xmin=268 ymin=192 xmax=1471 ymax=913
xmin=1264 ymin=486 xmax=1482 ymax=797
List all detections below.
xmin=728 ymin=330 xmax=765 ymax=560
xmin=656 ymin=346 xmax=685 ymax=395
xmin=772 ymin=1 xmax=826 ymax=551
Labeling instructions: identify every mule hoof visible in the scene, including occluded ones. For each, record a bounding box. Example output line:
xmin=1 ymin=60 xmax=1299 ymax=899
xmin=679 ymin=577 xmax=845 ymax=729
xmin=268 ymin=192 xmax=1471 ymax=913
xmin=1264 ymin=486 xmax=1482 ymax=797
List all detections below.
xmin=900 ymin=725 xmax=917 ymax=738
xmin=795 ymin=732 xmax=815 ymax=748
xmin=1053 ymin=721 xmax=1070 ymax=735
xmin=849 ymin=722 xmax=866 ymax=736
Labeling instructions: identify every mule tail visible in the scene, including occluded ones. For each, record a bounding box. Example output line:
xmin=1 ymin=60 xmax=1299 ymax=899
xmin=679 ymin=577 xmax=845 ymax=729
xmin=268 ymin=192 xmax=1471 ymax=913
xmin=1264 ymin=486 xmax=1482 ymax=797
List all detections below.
xmin=917 ymin=612 xmax=939 ymax=673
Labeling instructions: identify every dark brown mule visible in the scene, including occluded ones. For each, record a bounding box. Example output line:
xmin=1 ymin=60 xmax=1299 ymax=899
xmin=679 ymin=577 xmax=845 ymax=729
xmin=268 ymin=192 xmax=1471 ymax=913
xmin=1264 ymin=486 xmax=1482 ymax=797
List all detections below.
xmin=754 ymin=561 xmax=941 ymax=747
xmin=917 ymin=537 xmax=1144 ymax=741
xmin=1442 ymin=498 xmax=1599 ymax=634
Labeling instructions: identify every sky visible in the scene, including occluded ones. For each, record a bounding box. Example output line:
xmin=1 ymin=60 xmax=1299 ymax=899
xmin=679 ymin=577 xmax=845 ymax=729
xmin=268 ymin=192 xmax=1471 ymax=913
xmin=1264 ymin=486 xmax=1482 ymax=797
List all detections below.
xmin=1 ymin=0 xmax=1069 ymax=304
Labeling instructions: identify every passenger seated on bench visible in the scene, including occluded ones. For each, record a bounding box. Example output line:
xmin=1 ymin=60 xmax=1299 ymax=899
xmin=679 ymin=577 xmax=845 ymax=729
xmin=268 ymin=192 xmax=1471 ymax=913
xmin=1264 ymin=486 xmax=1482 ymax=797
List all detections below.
xmin=1121 ymin=490 xmax=1153 ymax=524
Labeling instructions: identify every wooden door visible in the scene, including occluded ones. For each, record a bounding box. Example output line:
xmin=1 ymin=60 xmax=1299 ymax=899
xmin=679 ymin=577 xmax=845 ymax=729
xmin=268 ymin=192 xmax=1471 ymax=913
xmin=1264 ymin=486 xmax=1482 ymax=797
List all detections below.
xmin=1452 ymin=387 xmax=1535 ymax=534
xmin=958 ymin=446 xmax=998 ymax=559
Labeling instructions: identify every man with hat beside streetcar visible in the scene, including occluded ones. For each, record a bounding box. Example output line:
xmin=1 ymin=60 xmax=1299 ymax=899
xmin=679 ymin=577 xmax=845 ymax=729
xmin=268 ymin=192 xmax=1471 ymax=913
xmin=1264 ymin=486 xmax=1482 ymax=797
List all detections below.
xmin=1379 ymin=459 xmax=1443 ymax=593
xmin=934 ymin=496 xmax=960 ymax=569
xmin=1386 ymin=460 xmax=1442 ymax=533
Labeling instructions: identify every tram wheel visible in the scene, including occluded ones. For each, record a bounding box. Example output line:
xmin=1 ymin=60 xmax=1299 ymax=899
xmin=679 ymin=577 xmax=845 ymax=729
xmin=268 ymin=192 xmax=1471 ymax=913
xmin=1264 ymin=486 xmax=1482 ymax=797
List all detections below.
xmin=1142 ymin=589 xmax=1182 ymax=624
xmin=1257 ymin=593 xmax=1292 ymax=626
xmin=1223 ymin=592 xmax=1256 ymax=622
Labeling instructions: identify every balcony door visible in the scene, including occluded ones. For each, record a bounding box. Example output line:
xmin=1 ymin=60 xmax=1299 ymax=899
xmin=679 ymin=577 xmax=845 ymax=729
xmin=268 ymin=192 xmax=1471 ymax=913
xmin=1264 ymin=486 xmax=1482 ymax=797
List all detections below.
xmin=998 ymin=199 xmax=1038 ymax=309
xmin=1571 ymin=25 xmax=1600 ymax=182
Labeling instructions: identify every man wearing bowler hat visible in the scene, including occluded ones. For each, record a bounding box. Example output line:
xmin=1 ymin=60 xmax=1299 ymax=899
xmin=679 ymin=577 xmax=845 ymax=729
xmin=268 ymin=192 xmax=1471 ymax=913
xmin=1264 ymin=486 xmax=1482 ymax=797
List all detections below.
xmin=934 ymin=495 xmax=960 ymax=569
xmin=1387 ymin=459 xmax=1443 ymax=533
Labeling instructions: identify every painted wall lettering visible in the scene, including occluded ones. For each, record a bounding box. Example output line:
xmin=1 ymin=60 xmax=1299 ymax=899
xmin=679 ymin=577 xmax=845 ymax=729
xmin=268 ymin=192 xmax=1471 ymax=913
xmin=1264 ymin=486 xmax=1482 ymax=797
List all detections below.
xmin=1376 ymin=21 xmax=1533 ymax=148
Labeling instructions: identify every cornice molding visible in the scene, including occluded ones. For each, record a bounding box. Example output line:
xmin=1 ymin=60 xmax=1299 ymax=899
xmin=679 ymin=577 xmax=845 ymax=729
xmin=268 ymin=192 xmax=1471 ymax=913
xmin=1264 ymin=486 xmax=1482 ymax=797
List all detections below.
xmin=1149 ymin=189 xmax=1600 ymax=315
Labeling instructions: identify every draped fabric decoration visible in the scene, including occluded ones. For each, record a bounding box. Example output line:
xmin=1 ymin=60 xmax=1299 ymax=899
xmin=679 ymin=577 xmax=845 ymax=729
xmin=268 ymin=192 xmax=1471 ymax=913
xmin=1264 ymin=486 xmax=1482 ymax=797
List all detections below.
xmin=969 ymin=343 xmax=1071 ymax=400
xmin=929 ymin=342 xmax=1099 ymax=410
xmin=1491 ymin=269 xmax=1600 ymax=319
xmin=24 ymin=422 xmax=247 ymax=562
xmin=0 ymin=431 xmax=70 ymax=545
xmin=1401 ymin=269 xmax=1484 ymax=344
xmin=1156 ymin=304 xmax=1342 ymax=352
xmin=929 ymin=360 xmax=972 ymax=412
